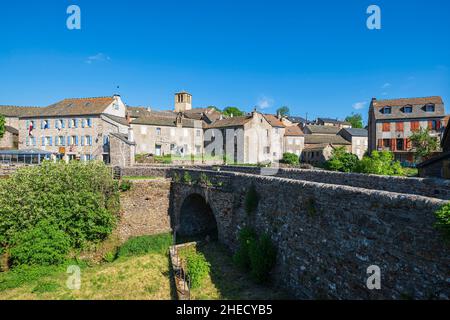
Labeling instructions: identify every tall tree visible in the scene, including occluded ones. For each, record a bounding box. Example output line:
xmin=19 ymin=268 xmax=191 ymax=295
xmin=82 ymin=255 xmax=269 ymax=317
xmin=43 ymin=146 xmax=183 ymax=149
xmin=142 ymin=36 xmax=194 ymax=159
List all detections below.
xmin=223 ymin=107 xmax=244 ymax=117
xmin=0 ymin=115 xmax=5 ymax=139
xmin=345 ymin=113 xmax=364 ymax=128
xmin=410 ymin=128 xmax=439 ymax=161
xmin=276 ymin=106 xmax=290 ymax=117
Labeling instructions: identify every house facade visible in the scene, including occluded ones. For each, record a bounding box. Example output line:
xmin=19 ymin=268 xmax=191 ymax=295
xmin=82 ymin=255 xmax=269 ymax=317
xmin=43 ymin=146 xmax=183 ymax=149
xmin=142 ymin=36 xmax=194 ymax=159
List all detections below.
xmin=368 ymin=96 xmax=446 ymax=164
xmin=17 ymin=95 xmax=132 ymax=163
xmin=338 ymin=128 xmax=368 ymax=159
xmin=283 ymin=125 xmax=304 ymax=156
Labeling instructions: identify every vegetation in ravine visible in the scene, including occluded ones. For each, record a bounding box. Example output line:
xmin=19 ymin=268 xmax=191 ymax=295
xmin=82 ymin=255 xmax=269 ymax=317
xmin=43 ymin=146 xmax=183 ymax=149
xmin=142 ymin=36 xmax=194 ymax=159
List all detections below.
xmin=179 ymin=246 xmax=211 ymax=289
xmin=232 ymin=227 xmax=277 ymax=283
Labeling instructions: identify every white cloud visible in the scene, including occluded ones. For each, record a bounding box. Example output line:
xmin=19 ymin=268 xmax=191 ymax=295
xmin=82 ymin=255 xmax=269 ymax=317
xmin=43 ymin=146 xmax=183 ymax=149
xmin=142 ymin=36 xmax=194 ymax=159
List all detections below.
xmin=352 ymin=101 xmax=367 ymax=110
xmin=86 ymin=53 xmax=111 ymax=64
xmin=381 ymin=82 xmax=391 ymax=89
xmin=256 ymin=95 xmax=274 ymax=110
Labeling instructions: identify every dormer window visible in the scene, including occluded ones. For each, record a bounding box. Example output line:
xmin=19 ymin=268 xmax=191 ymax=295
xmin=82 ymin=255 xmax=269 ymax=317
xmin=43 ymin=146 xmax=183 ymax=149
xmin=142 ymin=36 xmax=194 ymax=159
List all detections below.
xmin=403 ymin=106 xmax=413 ymax=113
xmin=425 ymin=104 xmax=435 ymax=112
xmin=380 ymin=107 xmax=392 ymax=114
xmin=113 ymin=103 xmax=119 ymax=110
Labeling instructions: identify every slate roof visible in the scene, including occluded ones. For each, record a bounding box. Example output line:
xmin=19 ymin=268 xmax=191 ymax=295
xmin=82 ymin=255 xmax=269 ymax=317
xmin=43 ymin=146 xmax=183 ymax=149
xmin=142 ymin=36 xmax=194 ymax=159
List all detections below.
xmin=0 ymin=105 xmax=42 ymax=117
xmin=304 ymin=125 xmax=340 ymax=135
xmin=263 ymin=114 xmax=285 ymax=128
xmin=371 ymin=96 xmax=445 ymax=120
xmin=284 ymin=125 xmax=303 ymax=136
xmin=318 ymin=118 xmax=351 ymax=125
xmin=304 ymin=134 xmax=351 ymax=145
xmin=110 ymin=132 xmax=136 ymax=146
xmin=303 ymin=143 xmax=332 ymax=151
xmin=102 ymin=114 xmax=130 ymax=126
xmin=286 ymin=116 xmax=308 ymax=123
xmin=20 ymin=97 xmax=115 ymax=118
xmin=340 ymin=128 xmax=368 ymax=137
xmin=206 ymin=115 xmax=253 ymax=128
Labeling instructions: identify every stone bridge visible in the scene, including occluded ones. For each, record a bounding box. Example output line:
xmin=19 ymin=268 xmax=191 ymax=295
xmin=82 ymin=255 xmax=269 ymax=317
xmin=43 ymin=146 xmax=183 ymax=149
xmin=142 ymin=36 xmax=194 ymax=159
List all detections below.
xmin=121 ymin=165 xmax=450 ymax=300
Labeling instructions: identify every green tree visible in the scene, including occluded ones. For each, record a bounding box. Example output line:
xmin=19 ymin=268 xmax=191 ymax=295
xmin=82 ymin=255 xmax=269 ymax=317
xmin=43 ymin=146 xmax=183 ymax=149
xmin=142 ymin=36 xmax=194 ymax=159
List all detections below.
xmin=0 ymin=114 xmax=5 ymax=139
xmin=325 ymin=147 xmax=359 ymax=172
xmin=355 ymin=151 xmax=404 ymax=176
xmin=223 ymin=107 xmax=244 ymax=117
xmin=345 ymin=113 xmax=364 ymax=128
xmin=281 ymin=152 xmax=299 ymax=165
xmin=409 ymin=128 xmax=439 ymax=161
xmin=276 ymin=106 xmax=290 ymax=117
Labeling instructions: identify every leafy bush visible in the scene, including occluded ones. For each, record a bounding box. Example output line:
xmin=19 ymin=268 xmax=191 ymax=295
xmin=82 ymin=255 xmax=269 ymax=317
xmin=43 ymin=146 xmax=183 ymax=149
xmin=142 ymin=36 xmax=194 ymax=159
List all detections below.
xmin=119 ymin=180 xmax=132 ymax=192
xmin=281 ymin=153 xmax=299 ymax=165
xmin=103 ymin=251 xmax=117 ymax=263
xmin=244 ymin=185 xmax=259 ymax=215
xmin=182 ymin=171 xmax=192 ymax=184
xmin=198 ymin=173 xmax=212 ymax=186
xmin=232 ymin=228 xmax=276 ymax=283
xmin=232 ymin=227 xmax=257 ymax=270
xmin=248 ymin=234 xmax=277 ymax=283
xmin=117 ymin=233 xmax=172 ymax=258
xmin=434 ymin=203 xmax=450 ymax=242
xmin=325 ymin=147 xmax=359 ymax=172
xmin=179 ymin=246 xmax=211 ymax=289
xmin=9 ymin=220 xmax=71 ymax=267
xmin=0 ymin=161 xmax=119 ymax=252
xmin=355 ymin=151 xmax=404 ymax=176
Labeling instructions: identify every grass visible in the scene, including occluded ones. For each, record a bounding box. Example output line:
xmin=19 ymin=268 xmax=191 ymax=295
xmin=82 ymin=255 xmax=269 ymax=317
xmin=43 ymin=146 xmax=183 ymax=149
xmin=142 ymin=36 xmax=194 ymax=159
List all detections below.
xmin=0 ymin=233 xmax=174 ymax=300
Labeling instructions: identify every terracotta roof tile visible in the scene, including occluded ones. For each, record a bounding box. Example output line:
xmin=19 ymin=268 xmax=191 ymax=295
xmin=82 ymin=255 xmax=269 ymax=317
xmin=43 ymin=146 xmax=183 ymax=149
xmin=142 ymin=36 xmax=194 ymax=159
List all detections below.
xmin=263 ymin=114 xmax=285 ymax=128
xmin=284 ymin=125 xmax=303 ymax=136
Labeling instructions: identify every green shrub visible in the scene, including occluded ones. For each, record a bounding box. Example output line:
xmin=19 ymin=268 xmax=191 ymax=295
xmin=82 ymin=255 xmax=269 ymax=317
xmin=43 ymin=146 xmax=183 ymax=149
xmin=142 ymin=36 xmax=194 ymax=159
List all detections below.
xmin=355 ymin=151 xmax=404 ymax=176
xmin=198 ymin=173 xmax=212 ymax=186
xmin=182 ymin=171 xmax=192 ymax=184
xmin=325 ymin=147 xmax=359 ymax=172
xmin=281 ymin=153 xmax=299 ymax=165
xmin=232 ymin=227 xmax=257 ymax=270
xmin=103 ymin=251 xmax=117 ymax=263
xmin=117 ymin=233 xmax=172 ymax=258
xmin=434 ymin=203 xmax=450 ymax=242
xmin=9 ymin=220 xmax=71 ymax=267
xmin=248 ymin=234 xmax=277 ymax=283
xmin=119 ymin=180 xmax=132 ymax=192
xmin=0 ymin=161 xmax=119 ymax=250
xmin=180 ymin=246 xmax=211 ymax=289
xmin=244 ymin=185 xmax=259 ymax=215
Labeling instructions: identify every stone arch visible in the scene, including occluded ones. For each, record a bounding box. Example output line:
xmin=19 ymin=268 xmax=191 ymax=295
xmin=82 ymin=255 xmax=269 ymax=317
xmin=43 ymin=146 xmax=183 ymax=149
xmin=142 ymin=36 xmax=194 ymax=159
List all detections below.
xmin=177 ymin=193 xmax=218 ymax=240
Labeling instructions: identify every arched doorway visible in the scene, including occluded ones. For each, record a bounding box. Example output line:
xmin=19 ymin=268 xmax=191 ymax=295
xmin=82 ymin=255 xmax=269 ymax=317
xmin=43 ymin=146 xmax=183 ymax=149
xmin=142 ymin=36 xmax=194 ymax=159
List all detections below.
xmin=177 ymin=193 xmax=218 ymax=241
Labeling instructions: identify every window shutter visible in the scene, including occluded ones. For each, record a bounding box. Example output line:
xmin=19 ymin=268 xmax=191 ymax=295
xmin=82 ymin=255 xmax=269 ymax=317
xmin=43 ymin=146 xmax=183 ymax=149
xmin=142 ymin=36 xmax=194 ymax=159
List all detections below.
xmin=437 ymin=120 xmax=441 ymax=130
xmin=378 ymin=139 xmax=383 ymax=148
xmin=428 ymin=121 xmax=433 ymax=130
xmin=88 ymin=118 xmax=92 ymax=127
xmin=41 ymin=136 xmax=45 ymax=146
xmin=391 ymin=139 xmax=396 ymax=151
xmin=61 ymin=137 xmax=65 ymax=146
xmin=61 ymin=119 xmax=65 ymax=128
xmin=49 ymin=137 xmax=53 ymax=146
xmin=81 ymin=136 xmax=84 ymax=146
xmin=74 ymin=119 xmax=78 ymax=128
xmin=81 ymin=119 xmax=85 ymax=128
xmin=67 ymin=136 xmax=71 ymax=145
xmin=75 ymin=136 xmax=79 ymax=146
xmin=40 ymin=121 xmax=44 ymax=129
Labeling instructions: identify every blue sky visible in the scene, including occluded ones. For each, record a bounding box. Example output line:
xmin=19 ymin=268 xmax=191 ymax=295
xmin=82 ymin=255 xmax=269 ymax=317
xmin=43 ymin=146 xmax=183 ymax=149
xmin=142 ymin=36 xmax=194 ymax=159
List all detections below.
xmin=0 ymin=0 xmax=449 ymax=123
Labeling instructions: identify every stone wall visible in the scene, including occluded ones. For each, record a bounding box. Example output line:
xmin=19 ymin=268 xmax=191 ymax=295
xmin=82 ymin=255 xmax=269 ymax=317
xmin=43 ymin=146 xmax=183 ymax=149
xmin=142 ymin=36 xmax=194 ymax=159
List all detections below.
xmin=120 ymin=165 xmax=450 ymax=200
xmin=169 ymin=169 xmax=450 ymax=300
xmin=117 ymin=179 xmax=172 ymax=241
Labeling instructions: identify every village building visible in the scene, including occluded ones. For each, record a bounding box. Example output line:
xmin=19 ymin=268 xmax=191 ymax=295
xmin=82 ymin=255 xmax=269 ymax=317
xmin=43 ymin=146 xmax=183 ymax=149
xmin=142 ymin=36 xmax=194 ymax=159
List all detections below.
xmin=283 ymin=125 xmax=304 ymax=156
xmin=0 ymin=105 xmax=40 ymax=150
xmin=338 ymin=128 xmax=368 ymax=159
xmin=368 ymin=96 xmax=446 ymax=164
xmin=15 ymin=95 xmax=135 ymax=165
xmin=317 ymin=117 xmax=351 ymax=128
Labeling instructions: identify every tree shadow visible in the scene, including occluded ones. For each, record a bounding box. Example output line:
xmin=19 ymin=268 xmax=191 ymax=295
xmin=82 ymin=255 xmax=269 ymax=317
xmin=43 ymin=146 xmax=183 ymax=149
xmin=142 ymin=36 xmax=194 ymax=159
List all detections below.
xmin=196 ymin=241 xmax=289 ymax=300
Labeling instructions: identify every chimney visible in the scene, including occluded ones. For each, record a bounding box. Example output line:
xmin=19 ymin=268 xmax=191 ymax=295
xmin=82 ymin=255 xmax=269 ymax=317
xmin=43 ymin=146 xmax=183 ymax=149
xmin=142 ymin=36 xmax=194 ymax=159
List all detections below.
xmin=128 ymin=127 xmax=134 ymax=143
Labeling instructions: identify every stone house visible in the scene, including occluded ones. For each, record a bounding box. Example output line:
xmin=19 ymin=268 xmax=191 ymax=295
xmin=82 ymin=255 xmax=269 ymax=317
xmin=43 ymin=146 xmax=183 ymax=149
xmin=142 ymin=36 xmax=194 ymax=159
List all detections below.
xmin=0 ymin=105 xmax=40 ymax=149
xmin=17 ymin=95 xmax=133 ymax=164
xmin=368 ymin=96 xmax=446 ymax=164
xmin=417 ymin=121 xmax=450 ymax=179
xmin=283 ymin=125 xmax=304 ymax=157
xmin=338 ymin=128 xmax=368 ymax=159
xmin=205 ymin=111 xmax=277 ymax=164
xmin=317 ymin=117 xmax=351 ymax=128
xmin=302 ymin=143 xmax=336 ymax=164
xmin=263 ymin=114 xmax=286 ymax=160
